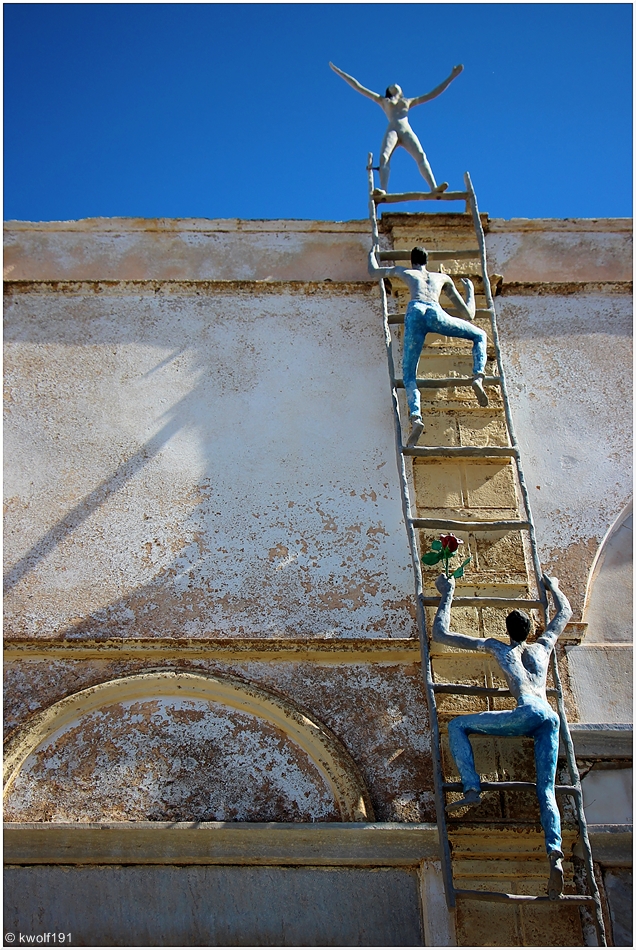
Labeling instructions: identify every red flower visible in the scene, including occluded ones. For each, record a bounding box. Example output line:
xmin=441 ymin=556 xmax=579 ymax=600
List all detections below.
xmin=440 ymin=533 xmax=461 ymax=553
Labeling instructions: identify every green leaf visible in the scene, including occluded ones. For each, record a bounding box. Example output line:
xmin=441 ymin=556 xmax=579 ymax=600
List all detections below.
xmin=451 ymin=557 xmax=472 ymax=579
xmin=422 ymin=551 xmax=443 ymax=565
xmin=431 ymin=540 xmax=443 ymax=551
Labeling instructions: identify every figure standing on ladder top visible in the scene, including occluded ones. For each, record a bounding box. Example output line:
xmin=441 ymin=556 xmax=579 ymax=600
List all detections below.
xmin=432 ymin=571 xmax=573 ymax=899
xmin=329 ymin=62 xmax=463 ymax=194
xmin=368 ymin=245 xmax=489 ymax=446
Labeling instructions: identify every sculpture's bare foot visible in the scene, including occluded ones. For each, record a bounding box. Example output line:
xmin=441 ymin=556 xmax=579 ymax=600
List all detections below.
xmin=373 ymin=188 xmax=387 ymax=196
xmin=446 ymin=788 xmax=481 ymax=812
xmin=432 ymin=182 xmax=449 ymax=194
xmin=407 ymin=415 xmax=425 ymax=446
xmin=471 ymin=375 xmax=489 ymax=407
xmin=548 ymin=851 xmax=564 ymax=900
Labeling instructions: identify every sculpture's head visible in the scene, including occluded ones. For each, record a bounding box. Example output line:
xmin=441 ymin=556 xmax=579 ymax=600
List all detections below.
xmin=506 ymin=609 xmax=532 ymax=643
xmin=385 ymin=84 xmax=403 ymax=100
xmin=411 ymin=246 xmax=428 ymax=268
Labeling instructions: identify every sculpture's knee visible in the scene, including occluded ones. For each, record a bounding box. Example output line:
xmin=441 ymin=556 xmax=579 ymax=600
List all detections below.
xmin=447 ymin=717 xmax=466 ymax=742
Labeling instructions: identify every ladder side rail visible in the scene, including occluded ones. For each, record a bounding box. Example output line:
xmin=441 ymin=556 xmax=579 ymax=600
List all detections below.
xmin=463 ymin=172 xmax=548 ymax=620
xmin=551 ymin=651 xmax=608 ymax=944
xmin=367 ymin=155 xmax=457 ymax=909
xmin=464 ymin=172 xmax=606 ymax=945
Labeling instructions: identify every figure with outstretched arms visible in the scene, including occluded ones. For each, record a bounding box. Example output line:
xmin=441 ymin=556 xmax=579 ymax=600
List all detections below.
xmin=329 ymin=61 xmax=463 ymax=193
xmin=369 ymin=245 xmax=488 ymax=445
xmin=432 ymin=571 xmax=573 ymax=898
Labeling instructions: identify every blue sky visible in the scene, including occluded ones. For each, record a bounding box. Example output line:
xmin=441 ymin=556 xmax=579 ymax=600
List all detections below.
xmin=4 ymin=3 xmax=633 ymax=222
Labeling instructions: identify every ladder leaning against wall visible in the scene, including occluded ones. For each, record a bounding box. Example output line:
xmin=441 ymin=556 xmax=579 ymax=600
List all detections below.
xmin=366 ymin=155 xmax=607 ymax=946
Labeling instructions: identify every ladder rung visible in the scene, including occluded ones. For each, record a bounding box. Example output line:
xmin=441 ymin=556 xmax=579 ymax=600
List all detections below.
xmin=421 ymin=596 xmax=543 ymax=609
xmin=404 ymin=446 xmax=518 ymax=459
xmin=394 ymin=376 xmax=501 ymax=390
xmin=454 ymin=889 xmax=596 ymax=904
xmin=432 ymin=683 xmax=559 ymax=698
xmin=388 ymin=308 xmax=493 ymax=324
xmin=443 ymin=781 xmax=579 ymax=796
xmin=411 ymin=518 xmax=530 ymax=532
xmin=374 ymin=190 xmax=469 ymax=203
xmin=379 ymin=249 xmax=480 ymax=262
xmin=369 ymin=164 xmax=604 ymax=940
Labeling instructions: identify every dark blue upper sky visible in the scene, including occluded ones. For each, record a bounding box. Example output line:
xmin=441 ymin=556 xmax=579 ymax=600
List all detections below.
xmin=4 ymin=3 xmax=633 ymax=222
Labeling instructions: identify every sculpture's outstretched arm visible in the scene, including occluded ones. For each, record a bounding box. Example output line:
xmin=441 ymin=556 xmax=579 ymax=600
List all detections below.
xmin=537 ymin=574 xmax=573 ymax=651
xmin=442 ymin=277 xmax=476 ymax=320
xmin=367 ymin=246 xmax=400 ymax=280
xmin=432 ymin=574 xmax=487 ymax=651
xmin=329 ymin=62 xmax=382 ymax=102
xmin=409 ymin=64 xmax=464 ymax=107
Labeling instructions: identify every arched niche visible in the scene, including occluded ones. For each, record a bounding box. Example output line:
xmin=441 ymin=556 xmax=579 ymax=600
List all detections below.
xmin=567 ymin=501 xmax=633 ymax=723
xmin=582 ymin=499 xmax=633 ymax=643
xmin=3 ymin=670 xmax=374 ymax=823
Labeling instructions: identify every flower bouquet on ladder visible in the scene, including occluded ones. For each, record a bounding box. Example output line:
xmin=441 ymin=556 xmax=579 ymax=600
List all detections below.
xmin=422 ymin=533 xmax=471 ymax=578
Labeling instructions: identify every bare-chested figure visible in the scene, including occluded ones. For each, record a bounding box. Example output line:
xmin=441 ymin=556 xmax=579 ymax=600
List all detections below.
xmin=432 ymin=571 xmax=573 ymax=898
xmin=369 ymin=245 xmax=488 ymax=445
xmin=329 ymin=61 xmax=463 ymax=193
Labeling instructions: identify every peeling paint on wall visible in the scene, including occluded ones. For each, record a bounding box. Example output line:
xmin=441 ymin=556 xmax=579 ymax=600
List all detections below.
xmin=4 ymin=696 xmax=340 ymax=823
xmin=496 ymin=293 xmax=632 ymax=615
xmin=4 ymin=660 xmax=433 ymax=823
xmin=4 ymin=289 xmax=414 ymax=639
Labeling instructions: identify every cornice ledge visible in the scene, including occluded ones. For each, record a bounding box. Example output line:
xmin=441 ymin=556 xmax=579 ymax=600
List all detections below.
xmin=575 ymin=824 xmax=633 ymax=866
xmin=500 ymin=280 xmax=632 ymax=296
xmin=4 ymin=218 xmax=371 ymax=234
xmin=3 ymin=821 xmax=440 ymax=866
xmin=3 ymin=636 xmax=421 ymax=663
xmin=4 ymin=279 xmax=377 ymax=296
xmin=488 ymin=218 xmax=633 ymax=233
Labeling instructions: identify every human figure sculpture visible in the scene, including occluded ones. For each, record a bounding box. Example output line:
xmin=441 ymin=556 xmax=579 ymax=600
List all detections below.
xmin=432 ymin=571 xmax=573 ymax=898
xmin=329 ymin=61 xmax=463 ymax=194
xmin=368 ymin=245 xmax=488 ymax=445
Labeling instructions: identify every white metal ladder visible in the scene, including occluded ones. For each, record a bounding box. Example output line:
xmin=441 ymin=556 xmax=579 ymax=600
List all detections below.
xmin=366 ymin=154 xmax=607 ymax=945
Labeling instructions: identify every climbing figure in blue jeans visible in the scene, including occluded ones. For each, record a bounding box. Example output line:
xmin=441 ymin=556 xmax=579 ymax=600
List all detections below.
xmin=432 ymin=571 xmax=573 ymax=898
xmin=368 ymin=246 xmax=488 ymax=446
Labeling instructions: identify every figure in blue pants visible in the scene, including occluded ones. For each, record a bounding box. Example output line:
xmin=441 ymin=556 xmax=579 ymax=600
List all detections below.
xmin=368 ymin=246 xmax=489 ymax=446
xmin=432 ymin=571 xmax=573 ymax=898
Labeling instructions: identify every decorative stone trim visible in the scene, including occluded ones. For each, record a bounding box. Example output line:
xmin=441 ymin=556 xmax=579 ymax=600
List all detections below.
xmin=500 ymin=281 xmax=632 ymax=296
xmin=488 ymin=218 xmax=633 ymax=233
xmin=4 ymin=219 xmax=372 ymax=234
xmin=3 ymin=279 xmax=377 ymax=296
xmin=3 ymin=671 xmax=374 ymax=822
xmin=3 ymin=637 xmax=421 ymax=663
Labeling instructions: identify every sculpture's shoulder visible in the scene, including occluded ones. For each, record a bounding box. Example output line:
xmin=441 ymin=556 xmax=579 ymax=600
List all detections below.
xmin=483 ymin=637 xmax=510 ymax=659
xmin=430 ymin=271 xmax=452 ymax=289
xmin=532 ymin=633 xmax=557 ymax=654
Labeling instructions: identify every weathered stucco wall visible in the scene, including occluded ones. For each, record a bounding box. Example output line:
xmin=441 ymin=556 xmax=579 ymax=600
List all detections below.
xmin=4 ymin=865 xmax=425 ymax=947
xmin=5 ymin=282 xmax=414 ymax=640
xmin=486 ymin=218 xmax=632 ymax=283
xmin=3 ymin=219 xmax=373 ymax=282
xmin=4 ymin=659 xmax=434 ymax=823
xmin=5 ymin=215 xmax=631 ymax=283
xmin=4 ymin=215 xmax=632 ymax=947
xmin=496 ymin=289 xmax=632 ymax=617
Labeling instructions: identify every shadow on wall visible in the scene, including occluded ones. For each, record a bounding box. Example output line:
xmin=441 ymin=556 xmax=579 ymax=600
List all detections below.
xmin=3 ymin=287 xmax=435 ymax=824
xmin=4 ymin=288 xmax=415 ymax=642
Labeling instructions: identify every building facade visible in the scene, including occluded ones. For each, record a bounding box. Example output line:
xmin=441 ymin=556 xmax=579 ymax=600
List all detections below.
xmin=3 ymin=212 xmax=632 ymax=945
